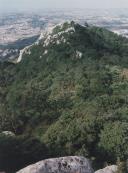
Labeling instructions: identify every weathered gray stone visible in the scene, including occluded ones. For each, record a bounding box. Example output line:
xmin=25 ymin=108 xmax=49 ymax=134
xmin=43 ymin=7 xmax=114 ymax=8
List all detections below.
xmin=17 ymin=156 xmax=94 ymax=173
xmin=1 ymin=131 xmax=15 ymax=136
xmin=95 ymin=165 xmax=118 ymax=173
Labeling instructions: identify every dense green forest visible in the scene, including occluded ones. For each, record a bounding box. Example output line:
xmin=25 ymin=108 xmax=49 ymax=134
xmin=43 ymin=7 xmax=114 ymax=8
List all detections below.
xmin=0 ymin=22 xmax=128 ymax=173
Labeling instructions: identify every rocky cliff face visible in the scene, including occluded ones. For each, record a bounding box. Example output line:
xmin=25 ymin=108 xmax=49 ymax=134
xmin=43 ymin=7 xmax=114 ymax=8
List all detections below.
xmin=17 ymin=156 xmax=94 ymax=173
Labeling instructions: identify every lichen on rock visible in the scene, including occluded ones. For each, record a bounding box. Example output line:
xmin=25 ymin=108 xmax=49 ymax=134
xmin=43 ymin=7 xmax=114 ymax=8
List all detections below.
xmin=17 ymin=156 xmax=94 ymax=173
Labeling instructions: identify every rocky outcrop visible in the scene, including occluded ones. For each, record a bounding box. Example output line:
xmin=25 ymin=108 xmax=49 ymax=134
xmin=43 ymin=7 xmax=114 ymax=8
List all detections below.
xmin=17 ymin=156 xmax=94 ymax=173
xmin=95 ymin=165 xmax=118 ymax=173
xmin=1 ymin=131 xmax=15 ymax=136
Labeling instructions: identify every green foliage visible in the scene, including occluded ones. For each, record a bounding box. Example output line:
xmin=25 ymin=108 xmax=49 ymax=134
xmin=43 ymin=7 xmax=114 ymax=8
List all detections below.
xmin=98 ymin=122 xmax=128 ymax=162
xmin=0 ymin=134 xmax=48 ymax=173
xmin=0 ymin=22 xmax=128 ymax=171
xmin=116 ymin=161 xmax=128 ymax=173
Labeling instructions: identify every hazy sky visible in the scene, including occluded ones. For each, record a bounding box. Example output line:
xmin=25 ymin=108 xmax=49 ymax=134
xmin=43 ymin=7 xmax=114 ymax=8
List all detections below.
xmin=0 ymin=0 xmax=128 ymax=12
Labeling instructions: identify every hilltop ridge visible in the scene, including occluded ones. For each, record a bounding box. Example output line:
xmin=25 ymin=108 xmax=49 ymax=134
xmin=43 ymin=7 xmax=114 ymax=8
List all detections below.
xmin=0 ymin=21 xmax=128 ymax=173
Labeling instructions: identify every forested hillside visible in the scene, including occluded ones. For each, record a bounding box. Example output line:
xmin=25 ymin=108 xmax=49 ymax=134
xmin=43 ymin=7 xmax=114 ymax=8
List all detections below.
xmin=0 ymin=22 xmax=128 ymax=173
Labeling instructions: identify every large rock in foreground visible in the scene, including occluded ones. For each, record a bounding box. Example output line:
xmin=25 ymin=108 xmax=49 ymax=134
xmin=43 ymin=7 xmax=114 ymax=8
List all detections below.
xmin=95 ymin=165 xmax=118 ymax=173
xmin=17 ymin=156 xmax=94 ymax=173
